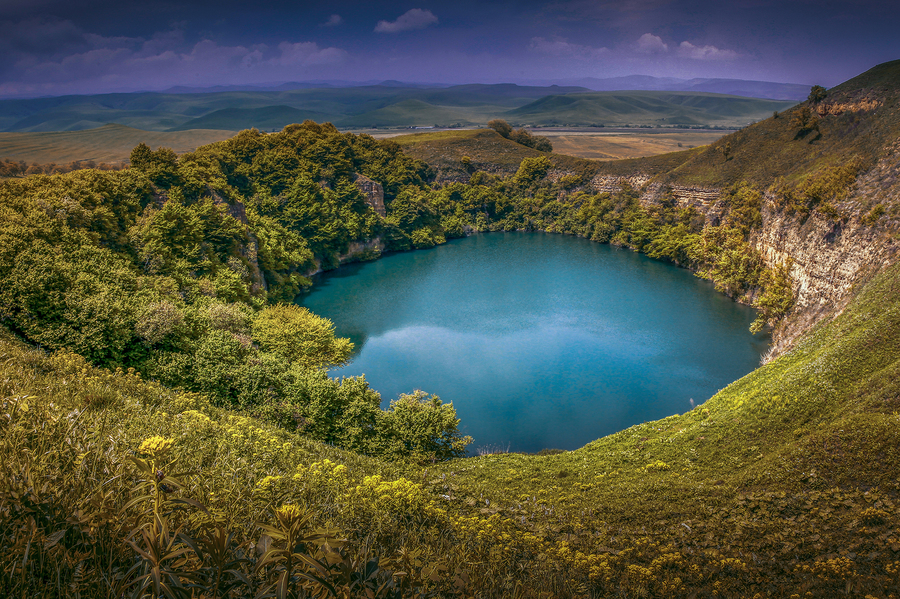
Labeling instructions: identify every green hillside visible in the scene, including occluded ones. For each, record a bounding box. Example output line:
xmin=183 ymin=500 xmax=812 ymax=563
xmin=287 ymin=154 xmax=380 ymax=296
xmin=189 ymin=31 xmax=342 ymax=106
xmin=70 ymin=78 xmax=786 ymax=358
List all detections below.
xmin=595 ymin=60 xmax=900 ymax=192
xmin=0 ymin=84 xmax=588 ymax=133
xmin=505 ymin=90 xmax=796 ymax=126
xmin=169 ymin=105 xmax=331 ymax=131
xmin=0 ymin=123 xmax=235 ymax=165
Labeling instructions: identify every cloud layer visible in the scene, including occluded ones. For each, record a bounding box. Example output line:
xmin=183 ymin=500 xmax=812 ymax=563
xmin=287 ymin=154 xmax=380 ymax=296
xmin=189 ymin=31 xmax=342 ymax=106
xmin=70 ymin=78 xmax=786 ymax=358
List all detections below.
xmin=375 ymin=9 xmax=439 ymax=33
xmin=0 ymin=18 xmax=347 ymax=97
xmin=0 ymin=0 xmax=895 ymax=98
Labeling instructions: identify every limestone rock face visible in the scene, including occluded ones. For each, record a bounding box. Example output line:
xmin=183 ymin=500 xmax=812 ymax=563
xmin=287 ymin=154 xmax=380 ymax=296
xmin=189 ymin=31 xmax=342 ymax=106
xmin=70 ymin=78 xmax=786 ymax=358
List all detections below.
xmin=588 ymin=151 xmax=900 ymax=356
xmin=354 ymin=174 xmax=386 ymax=216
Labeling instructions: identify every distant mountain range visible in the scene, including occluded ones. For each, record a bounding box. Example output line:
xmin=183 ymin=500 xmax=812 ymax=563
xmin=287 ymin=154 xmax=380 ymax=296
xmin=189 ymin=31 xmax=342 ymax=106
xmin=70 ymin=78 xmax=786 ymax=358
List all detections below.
xmin=160 ymin=76 xmax=809 ymax=101
xmin=0 ymin=80 xmax=800 ymax=134
xmin=526 ymin=76 xmax=811 ymax=101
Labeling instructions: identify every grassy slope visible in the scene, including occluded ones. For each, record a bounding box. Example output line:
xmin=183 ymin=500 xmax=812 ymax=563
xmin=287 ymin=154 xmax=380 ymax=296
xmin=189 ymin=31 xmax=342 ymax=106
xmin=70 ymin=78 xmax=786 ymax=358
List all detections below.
xmin=167 ymin=106 xmax=332 ymax=132
xmin=395 ymin=129 xmax=597 ymax=181
xmin=0 ymin=123 xmax=236 ymax=164
xmin=593 ymin=60 xmax=900 ymax=189
xmin=505 ymin=91 xmax=796 ymax=127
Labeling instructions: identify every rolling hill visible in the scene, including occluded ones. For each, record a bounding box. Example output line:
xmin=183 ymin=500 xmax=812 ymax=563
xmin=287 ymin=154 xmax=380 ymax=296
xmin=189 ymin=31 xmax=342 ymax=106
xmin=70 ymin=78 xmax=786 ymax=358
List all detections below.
xmin=0 ymin=84 xmax=798 ymax=133
xmin=505 ymin=91 xmax=796 ymax=127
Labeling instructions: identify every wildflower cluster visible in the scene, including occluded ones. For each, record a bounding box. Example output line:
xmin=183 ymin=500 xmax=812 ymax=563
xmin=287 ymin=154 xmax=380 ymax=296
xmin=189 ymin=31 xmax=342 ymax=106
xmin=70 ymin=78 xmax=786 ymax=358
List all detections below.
xmin=139 ymin=435 xmax=175 ymax=459
xmin=797 ymin=556 xmax=857 ymax=581
xmin=345 ymin=475 xmax=437 ymax=526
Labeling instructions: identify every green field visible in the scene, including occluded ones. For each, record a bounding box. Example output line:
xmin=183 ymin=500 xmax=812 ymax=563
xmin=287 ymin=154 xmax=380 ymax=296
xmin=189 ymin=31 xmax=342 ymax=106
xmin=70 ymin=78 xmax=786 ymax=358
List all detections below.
xmin=0 ymin=123 xmax=235 ymax=165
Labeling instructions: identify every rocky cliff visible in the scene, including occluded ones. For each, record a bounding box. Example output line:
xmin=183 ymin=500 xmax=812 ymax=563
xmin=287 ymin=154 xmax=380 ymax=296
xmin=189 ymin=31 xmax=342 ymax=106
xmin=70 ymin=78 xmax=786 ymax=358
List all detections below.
xmin=354 ymin=173 xmax=386 ymax=217
xmin=589 ymin=138 xmax=900 ymax=356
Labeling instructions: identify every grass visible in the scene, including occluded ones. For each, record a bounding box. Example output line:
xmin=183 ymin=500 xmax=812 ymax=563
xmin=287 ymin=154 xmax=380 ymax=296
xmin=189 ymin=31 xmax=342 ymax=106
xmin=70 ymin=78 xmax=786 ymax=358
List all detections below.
xmin=505 ymin=91 xmax=797 ymax=127
xmin=595 ymin=60 xmax=900 ymax=191
xmin=0 ymin=123 xmax=236 ymax=165
xmin=533 ymin=128 xmax=731 ymax=160
xmin=395 ymin=129 xmax=598 ymax=182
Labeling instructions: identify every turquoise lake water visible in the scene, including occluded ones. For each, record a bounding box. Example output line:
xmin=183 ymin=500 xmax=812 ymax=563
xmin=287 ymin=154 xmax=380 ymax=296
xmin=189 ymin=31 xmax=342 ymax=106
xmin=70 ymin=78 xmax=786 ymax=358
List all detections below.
xmin=299 ymin=232 xmax=770 ymax=453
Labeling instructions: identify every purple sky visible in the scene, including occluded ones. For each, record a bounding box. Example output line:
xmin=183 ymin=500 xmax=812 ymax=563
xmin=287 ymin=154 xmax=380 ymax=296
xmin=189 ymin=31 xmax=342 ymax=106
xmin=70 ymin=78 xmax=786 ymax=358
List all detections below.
xmin=1 ymin=0 xmax=897 ymax=97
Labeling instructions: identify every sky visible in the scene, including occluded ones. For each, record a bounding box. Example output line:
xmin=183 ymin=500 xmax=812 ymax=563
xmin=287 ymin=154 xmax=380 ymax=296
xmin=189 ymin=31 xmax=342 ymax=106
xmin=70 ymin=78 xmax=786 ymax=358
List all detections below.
xmin=0 ymin=0 xmax=897 ymax=98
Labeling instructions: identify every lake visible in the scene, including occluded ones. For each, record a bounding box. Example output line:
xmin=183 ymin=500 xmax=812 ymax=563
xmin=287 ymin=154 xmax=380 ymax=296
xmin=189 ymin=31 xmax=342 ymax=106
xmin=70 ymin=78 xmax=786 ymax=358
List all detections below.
xmin=299 ymin=232 xmax=769 ymax=453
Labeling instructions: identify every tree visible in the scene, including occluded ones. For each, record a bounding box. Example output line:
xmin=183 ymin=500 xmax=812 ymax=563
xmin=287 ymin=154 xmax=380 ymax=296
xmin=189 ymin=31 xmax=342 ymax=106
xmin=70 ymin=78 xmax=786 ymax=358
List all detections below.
xmin=532 ymin=136 xmax=553 ymax=152
xmin=718 ymin=141 xmax=733 ymax=162
xmin=808 ymin=85 xmax=827 ymax=104
xmin=129 ymin=143 xmax=179 ymax=187
xmin=376 ymin=390 xmax=473 ymax=460
xmin=790 ymin=106 xmax=819 ymax=136
xmin=252 ymin=304 xmax=353 ymax=370
xmin=487 ymin=119 xmax=512 ymax=138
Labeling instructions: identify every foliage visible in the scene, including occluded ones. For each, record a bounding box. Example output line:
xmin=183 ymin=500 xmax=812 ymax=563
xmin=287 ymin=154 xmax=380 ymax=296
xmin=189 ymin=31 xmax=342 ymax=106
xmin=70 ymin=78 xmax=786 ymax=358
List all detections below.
xmin=377 ymin=391 xmax=473 ymax=461
xmin=487 ymin=119 xmax=552 ymax=152
xmin=486 ymin=119 xmax=513 ymax=139
xmin=751 ymin=260 xmax=795 ymax=333
xmin=252 ymin=304 xmax=353 ymax=370
xmin=808 ymin=84 xmax=828 ymax=104
xmin=770 ymin=157 xmax=864 ymax=217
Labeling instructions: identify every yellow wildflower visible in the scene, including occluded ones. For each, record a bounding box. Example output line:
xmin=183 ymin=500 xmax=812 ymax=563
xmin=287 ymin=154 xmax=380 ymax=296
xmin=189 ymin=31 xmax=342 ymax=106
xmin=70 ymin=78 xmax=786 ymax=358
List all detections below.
xmin=139 ymin=436 xmax=175 ymax=458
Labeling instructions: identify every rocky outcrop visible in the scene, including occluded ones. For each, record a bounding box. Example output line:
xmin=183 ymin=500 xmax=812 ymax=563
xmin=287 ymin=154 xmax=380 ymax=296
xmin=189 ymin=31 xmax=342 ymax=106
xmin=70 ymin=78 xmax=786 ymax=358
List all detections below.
xmin=301 ymin=238 xmax=386 ymax=278
xmin=354 ymin=174 xmax=386 ymax=216
xmin=590 ymin=148 xmax=900 ymax=356
xmin=207 ymin=192 xmax=268 ymax=295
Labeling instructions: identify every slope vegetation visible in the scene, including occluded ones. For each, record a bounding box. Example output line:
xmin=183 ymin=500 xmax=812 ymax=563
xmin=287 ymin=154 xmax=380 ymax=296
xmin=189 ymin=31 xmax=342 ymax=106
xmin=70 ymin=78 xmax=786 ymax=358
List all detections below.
xmin=600 ymin=60 xmax=900 ymax=190
xmin=506 ymin=91 xmax=795 ymax=127
xmin=0 ymin=123 xmax=235 ymax=165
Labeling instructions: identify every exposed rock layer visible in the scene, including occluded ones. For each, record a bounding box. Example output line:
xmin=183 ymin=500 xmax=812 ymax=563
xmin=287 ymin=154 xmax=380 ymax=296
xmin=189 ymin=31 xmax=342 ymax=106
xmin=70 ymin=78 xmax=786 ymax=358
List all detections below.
xmin=589 ymin=146 xmax=900 ymax=356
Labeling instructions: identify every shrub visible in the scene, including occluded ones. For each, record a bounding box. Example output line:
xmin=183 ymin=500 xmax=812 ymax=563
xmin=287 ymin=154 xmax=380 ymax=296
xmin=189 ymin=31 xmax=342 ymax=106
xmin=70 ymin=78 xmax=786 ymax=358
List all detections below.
xmin=252 ymin=304 xmax=353 ymax=370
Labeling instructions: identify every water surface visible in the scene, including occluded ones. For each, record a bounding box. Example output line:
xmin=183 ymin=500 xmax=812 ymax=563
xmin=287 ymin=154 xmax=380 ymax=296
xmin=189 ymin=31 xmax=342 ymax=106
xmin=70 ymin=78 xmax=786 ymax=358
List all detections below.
xmin=300 ymin=232 xmax=769 ymax=453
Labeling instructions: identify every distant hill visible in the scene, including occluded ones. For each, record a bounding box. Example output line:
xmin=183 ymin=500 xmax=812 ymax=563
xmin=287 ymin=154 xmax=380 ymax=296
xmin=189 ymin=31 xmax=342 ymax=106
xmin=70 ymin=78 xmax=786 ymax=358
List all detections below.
xmin=504 ymin=91 xmax=796 ymax=127
xmin=0 ymin=83 xmax=799 ymax=134
xmin=533 ymin=76 xmax=810 ymax=101
xmin=0 ymin=84 xmax=590 ymax=133
xmin=169 ymin=106 xmax=331 ymax=132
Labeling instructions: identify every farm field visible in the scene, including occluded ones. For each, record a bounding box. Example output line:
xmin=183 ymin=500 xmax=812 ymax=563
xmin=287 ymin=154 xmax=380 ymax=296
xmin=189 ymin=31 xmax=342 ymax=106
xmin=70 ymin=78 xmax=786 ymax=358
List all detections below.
xmin=512 ymin=128 xmax=732 ymax=160
xmin=0 ymin=123 xmax=236 ymax=165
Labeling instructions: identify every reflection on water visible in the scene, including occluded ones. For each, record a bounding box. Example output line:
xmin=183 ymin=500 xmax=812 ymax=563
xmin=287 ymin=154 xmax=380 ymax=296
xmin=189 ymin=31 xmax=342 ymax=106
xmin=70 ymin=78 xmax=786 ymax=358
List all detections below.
xmin=300 ymin=232 xmax=769 ymax=453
